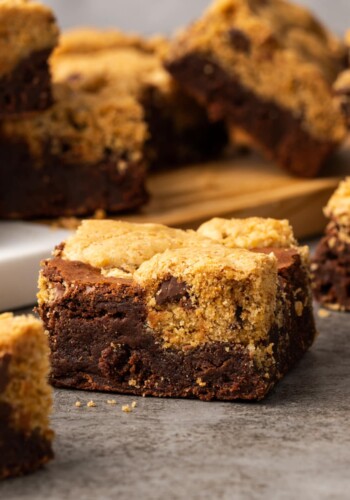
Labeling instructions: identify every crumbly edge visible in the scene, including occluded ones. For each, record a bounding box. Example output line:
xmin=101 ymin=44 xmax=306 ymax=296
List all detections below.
xmin=324 ymin=178 xmax=350 ymax=236
xmin=0 ymin=1 xmax=59 ymax=76
xmin=0 ymin=313 xmax=53 ymax=438
xmin=0 ymin=81 xmax=148 ymax=166
xmin=167 ymin=0 xmax=346 ymax=142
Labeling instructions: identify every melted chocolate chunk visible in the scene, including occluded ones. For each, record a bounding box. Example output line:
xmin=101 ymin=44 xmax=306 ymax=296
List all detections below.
xmin=155 ymin=277 xmax=190 ymax=306
xmin=227 ymin=28 xmax=251 ymax=53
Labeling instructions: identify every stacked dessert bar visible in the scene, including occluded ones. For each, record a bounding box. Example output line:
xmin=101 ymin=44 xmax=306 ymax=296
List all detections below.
xmin=0 ymin=0 xmax=59 ymax=116
xmin=0 ymin=0 xmax=348 ymax=220
xmin=166 ymin=0 xmax=346 ymax=177
xmin=312 ymin=178 xmax=350 ymax=311
xmin=0 ymin=313 xmax=53 ymax=479
xmin=0 ymin=81 xmax=149 ymax=218
xmin=38 ymin=217 xmax=316 ymax=401
xmin=0 ymin=16 xmax=227 ymax=219
xmin=0 ymin=3 xmax=152 ymax=219
xmin=51 ymin=28 xmax=228 ymax=169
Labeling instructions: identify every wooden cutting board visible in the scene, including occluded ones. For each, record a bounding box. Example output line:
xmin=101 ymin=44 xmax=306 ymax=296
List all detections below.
xmin=119 ymin=144 xmax=350 ymax=239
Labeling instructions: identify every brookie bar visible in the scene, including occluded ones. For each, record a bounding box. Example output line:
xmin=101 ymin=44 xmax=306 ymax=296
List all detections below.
xmin=166 ymin=0 xmax=346 ymax=177
xmin=0 ymin=79 xmax=148 ymax=219
xmin=38 ymin=217 xmax=316 ymax=401
xmin=51 ymin=28 xmax=227 ymax=169
xmin=0 ymin=0 xmax=59 ymax=116
xmin=0 ymin=313 xmax=53 ymax=480
xmin=312 ymin=178 xmax=350 ymax=311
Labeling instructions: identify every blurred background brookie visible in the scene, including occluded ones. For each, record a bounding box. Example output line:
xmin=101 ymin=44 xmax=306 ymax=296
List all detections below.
xmin=42 ymin=0 xmax=350 ymax=35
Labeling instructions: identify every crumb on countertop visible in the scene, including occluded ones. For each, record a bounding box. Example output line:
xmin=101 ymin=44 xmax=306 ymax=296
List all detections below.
xmin=122 ymin=404 xmax=132 ymax=413
xmin=87 ymin=400 xmax=96 ymax=408
xmin=318 ymin=308 xmax=331 ymax=318
xmin=107 ymin=399 xmax=117 ymax=405
xmin=75 ymin=401 xmax=82 ymax=408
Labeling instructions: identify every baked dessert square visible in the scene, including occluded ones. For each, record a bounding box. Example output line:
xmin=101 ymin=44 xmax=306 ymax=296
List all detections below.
xmin=334 ymin=31 xmax=350 ymax=127
xmin=312 ymin=178 xmax=350 ymax=311
xmin=51 ymin=28 xmax=227 ymax=169
xmin=166 ymin=0 xmax=346 ymax=177
xmin=0 ymin=313 xmax=53 ymax=480
xmin=38 ymin=218 xmax=316 ymax=401
xmin=0 ymin=79 xmax=148 ymax=219
xmin=0 ymin=0 xmax=59 ymax=116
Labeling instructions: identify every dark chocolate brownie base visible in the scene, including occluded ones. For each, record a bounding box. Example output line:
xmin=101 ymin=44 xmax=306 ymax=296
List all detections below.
xmin=38 ymin=248 xmax=315 ymax=401
xmin=0 ymin=356 xmax=53 ymax=480
xmin=166 ymin=55 xmax=336 ymax=177
xmin=0 ymin=49 xmax=53 ymax=117
xmin=142 ymin=85 xmax=228 ymax=169
xmin=0 ymin=405 xmax=53 ymax=480
xmin=254 ymin=248 xmax=316 ymax=373
xmin=312 ymin=225 xmax=350 ymax=310
xmin=0 ymin=138 xmax=148 ymax=219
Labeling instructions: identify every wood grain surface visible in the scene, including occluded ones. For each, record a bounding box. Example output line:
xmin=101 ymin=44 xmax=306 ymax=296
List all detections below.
xmin=118 ymin=145 xmax=350 ymax=239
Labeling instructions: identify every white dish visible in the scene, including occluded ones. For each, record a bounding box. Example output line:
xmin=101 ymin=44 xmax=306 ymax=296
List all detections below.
xmin=0 ymin=222 xmax=71 ymax=312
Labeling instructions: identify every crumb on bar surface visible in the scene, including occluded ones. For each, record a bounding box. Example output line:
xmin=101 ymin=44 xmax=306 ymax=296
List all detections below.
xmin=0 ymin=312 xmax=52 ymax=437
xmin=0 ymin=0 xmax=59 ymax=77
xmin=167 ymin=0 xmax=345 ymax=142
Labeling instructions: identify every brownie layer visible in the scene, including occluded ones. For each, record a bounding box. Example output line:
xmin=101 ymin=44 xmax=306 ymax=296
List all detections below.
xmin=255 ymin=248 xmax=315 ymax=373
xmin=142 ymin=85 xmax=228 ymax=169
xmin=0 ymin=356 xmax=53 ymax=480
xmin=312 ymin=227 xmax=350 ymax=310
xmin=0 ymin=139 xmax=148 ymax=219
xmin=166 ymin=55 xmax=337 ymax=177
xmin=0 ymin=403 xmax=53 ymax=480
xmin=0 ymin=49 xmax=53 ymax=117
xmin=38 ymin=249 xmax=315 ymax=401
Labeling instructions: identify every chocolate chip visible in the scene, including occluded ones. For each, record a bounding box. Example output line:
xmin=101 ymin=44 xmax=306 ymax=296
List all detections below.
xmin=0 ymin=354 xmax=12 ymax=393
xmin=156 ymin=277 xmax=190 ymax=306
xmin=235 ymin=306 xmax=244 ymax=328
xmin=227 ymin=28 xmax=251 ymax=53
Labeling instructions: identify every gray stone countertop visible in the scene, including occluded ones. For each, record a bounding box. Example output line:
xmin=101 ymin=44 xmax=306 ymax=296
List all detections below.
xmin=1 ymin=303 xmax=349 ymax=500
